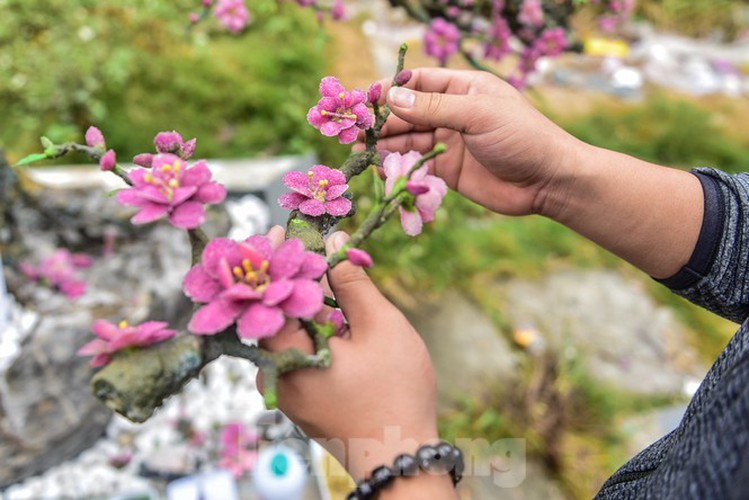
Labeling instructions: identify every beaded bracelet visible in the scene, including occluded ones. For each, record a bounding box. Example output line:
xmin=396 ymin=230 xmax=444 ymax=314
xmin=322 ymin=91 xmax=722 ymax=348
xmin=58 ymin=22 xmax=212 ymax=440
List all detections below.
xmin=347 ymin=442 xmax=464 ymax=499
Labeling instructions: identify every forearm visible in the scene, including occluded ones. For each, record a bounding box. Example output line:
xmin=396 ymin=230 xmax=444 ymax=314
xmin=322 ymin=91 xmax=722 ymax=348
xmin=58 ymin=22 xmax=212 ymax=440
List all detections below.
xmin=539 ymin=141 xmax=704 ymax=280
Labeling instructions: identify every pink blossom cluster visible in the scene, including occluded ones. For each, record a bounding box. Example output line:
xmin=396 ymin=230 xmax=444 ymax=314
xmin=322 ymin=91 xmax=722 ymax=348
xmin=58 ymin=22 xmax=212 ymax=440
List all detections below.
xmin=424 ymin=18 xmax=461 ymax=66
xmin=214 ymin=0 xmax=249 ymax=33
xmin=77 ymin=320 xmax=177 ymax=367
xmin=277 ymin=164 xmax=351 ymax=217
xmin=116 ymin=153 xmax=226 ymax=230
xmin=183 ymin=235 xmax=326 ymax=339
xmin=133 ymin=130 xmax=198 ymax=168
xmin=294 ymin=0 xmax=346 ymax=22
xmin=383 ymin=151 xmax=448 ymax=237
xmin=20 ymin=249 xmax=92 ymax=299
xmin=307 ymin=77 xmax=373 ymax=144
xmin=218 ymin=422 xmax=259 ymax=478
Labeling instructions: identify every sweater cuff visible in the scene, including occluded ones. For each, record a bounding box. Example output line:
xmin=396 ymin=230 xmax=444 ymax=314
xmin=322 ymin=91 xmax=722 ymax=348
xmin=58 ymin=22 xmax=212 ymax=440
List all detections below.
xmin=656 ymin=171 xmax=724 ymax=291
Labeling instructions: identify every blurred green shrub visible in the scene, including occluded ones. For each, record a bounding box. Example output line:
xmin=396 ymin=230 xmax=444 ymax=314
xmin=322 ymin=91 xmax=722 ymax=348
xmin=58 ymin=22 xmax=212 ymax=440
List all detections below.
xmin=636 ymin=0 xmax=749 ymax=40
xmin=0 ymin=0 xmax=334 ymax=161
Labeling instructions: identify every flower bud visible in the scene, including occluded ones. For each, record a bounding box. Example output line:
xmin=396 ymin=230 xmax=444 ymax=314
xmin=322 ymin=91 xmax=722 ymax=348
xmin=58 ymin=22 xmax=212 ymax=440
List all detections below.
xmin=154 ymin=131 xmax=183 ymax=154
xmin=395 ymin=69 xmax=413 ymax=86
xmin=85 ymin=126 xmax=106 ymax=149
xmin=188 ymin=12 xmax=200 ymax=23
xmin=367 ymin=83 xmax=382 ymax=104
xmin=133 ymin=153 xmax=154 ymax=168
xmin=406 ymin=181 xmax=430 ymax=196
xmin=345 ymin=248 xmax=373 ymax=268
xmin=100 ymin=149 xmax=116 ymax=172
xmin=180 ymin=138 xmax=197 ymax=159
xmin=331 ymin=0 xmax=346 ymax=20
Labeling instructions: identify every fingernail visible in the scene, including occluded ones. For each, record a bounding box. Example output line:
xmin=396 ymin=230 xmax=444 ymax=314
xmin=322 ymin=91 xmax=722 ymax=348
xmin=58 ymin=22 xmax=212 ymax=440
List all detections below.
xmin=332 ymin=231 xmax=349 ymax=252
xmin=388 ymin=87 xmax=415 ymax=109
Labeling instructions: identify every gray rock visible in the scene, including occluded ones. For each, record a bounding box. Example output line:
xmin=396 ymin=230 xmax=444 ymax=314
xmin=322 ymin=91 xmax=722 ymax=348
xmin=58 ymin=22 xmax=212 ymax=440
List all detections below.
xmin=497 ymin=270 xmax=705 ymax=395
xmin=399 ymin=291 xmax=517 ymax=405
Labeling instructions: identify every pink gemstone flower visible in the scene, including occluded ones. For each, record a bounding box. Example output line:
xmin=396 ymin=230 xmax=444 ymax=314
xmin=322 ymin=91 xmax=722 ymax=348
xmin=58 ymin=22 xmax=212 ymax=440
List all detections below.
xmin=153 ymin=130 xmax=197 ymax=160
xmin=277 ymin=165 xmax=351 ymax=217
xmin=307 ymin=77 xmax=373 ymax=144
xmin=384 ymin=151 xmax=448 ymax=237
xmin=214 ymin=0 xmax=249 ymax=34
xmin=115 ymin=154 xmax=226 ymax=230
xmin=20 ymin=249 xmax=92 ymax=299
xmin=424 ymin=18 xmax=460 ymax=66
xmin=219 ymin=422 xmax=259 ymax=478
xmin=77 ymin=320 xmax=177 ymax=367
xmin=518 ymin=0 xmax=544 ymax=27
xmin=183 ymin=236 xmax=326 ymax=339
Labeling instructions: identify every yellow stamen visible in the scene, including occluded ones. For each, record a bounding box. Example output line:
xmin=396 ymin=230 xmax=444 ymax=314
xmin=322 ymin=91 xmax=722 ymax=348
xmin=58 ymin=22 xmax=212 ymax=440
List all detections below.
xmin=245 ymin=270 xmax=257 ymax=282
xmin=161 ymin=164 xmax=172 ymax=173
xmin=320 ymin=109 xmax=327 ymax=116
xmin=144 ymin=173 xmax=154 ymax=183
xmin=168 ymin=179 xmax=179 ymax=188
xmin=338 ymin=92 xmax=345 ymax=99
xmin=118 ymin=320 xmax=129 ymax=329
xmin=307 ymin=170 xmax=314 ymax=178
xmin=242 ymin=260 xmax=253 ymax=273
xmin=259 ymin=260 xmax=269 ymax=274
xmin=318 ymin=179 xmax=329 ymax=188
xmin=173 ymin=162 xmax=181 ymax=172
xmin=233 ymin=267 xmax=244 ymax=279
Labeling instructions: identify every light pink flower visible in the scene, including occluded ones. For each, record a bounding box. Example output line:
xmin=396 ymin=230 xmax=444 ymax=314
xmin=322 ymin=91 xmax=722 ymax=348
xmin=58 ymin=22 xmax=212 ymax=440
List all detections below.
xmin=277 ymin=165 xmax=351 ymax=217
xmin=307 ymin=77 xmax=373 ymax=144
xmin=85 ymin=126 xmax=106 ymax=149
xmin=518 ymin=0 xmax=544 ymax=27
xmin=424 ymin=18 xmax=460 ymax=66
xmin=346 ymin=248 xmax=373 ymax=268
xmin=483 ymin=13 xmax=512 ymax=61
xmin=100 ymin=149 xmax=116 ymax=172
xmin=214 ymin=0 xmax=249 ymax=34
xmin=115 ymin=154 xmax=226 ymax=230
xmin=153 ymin=130 xmax=197 ymax=160
xmin=533 ymin=27 xmax=567 ymax=57
xmin=77 ymin=320 xmax=177 ymax=367
xmin=183 ymin=236 xmax=326 ymax=339
xmin=384 ymin=151 xmax=448 ymax=237
xmin=20 ymin=249 xmax=91 ymax=299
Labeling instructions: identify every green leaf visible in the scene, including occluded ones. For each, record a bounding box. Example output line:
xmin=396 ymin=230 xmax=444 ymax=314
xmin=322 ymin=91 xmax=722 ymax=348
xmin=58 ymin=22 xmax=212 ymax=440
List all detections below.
xmin=104 ymin=188 xmax=122 ymax=198
xmin=14 ymin=153 xmax=48 ymax=167
xmin=371 ymin=164 xmax=385 ymax=200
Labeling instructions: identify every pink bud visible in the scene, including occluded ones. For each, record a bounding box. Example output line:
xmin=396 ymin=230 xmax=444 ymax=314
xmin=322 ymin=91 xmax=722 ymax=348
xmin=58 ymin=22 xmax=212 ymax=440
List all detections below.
xmin=367 ymin=83 xmax=382 ymax=104
xmin=406 ymin=181 xmax=430 ymax=196
xmin=100 ymin=149 xmax=116 ymax=171
xmin=188 ymin=12 xmax=200 ymax=23
xmin=331 ymin=0 xmax=346 ymax=20
xmin=85 ymin=126 xmax=106 ymax=149
xmin=395 ymin=70 xmax=412 ymax=86
xmin=202 ymin=0 xmax=212 ymax=6
xmin=154 ymin=131 xmax=183 ymax=154
xmin=180 ymin=138 xmax=197 ymax=159
xmin=345 ymin=248 xmax=373 ymax=268
xmin=133 ymin=153 xmax=154 ymax=168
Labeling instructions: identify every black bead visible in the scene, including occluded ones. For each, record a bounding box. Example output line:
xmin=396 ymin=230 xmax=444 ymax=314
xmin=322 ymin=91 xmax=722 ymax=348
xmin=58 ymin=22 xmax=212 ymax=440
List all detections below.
xmin=392 ymin=453 xmax=419 ymax=476
xmin=355 ymin=480 xmax=375 ymax=498
xmin=434 ymin=443 xmax=456 ymax=472
xmin=370 ymin=465 xmax=394 ymax=489
xmin=416 ymin=445 xmax=439 ymax=471
xmin=451 ymin=447 xmax=465 ymax=476
xmin=346 ymin=493 xmax=358 ymax=500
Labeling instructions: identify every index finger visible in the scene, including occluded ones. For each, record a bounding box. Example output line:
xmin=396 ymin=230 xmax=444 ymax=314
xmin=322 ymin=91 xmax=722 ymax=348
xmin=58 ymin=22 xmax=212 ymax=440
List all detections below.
xmin=374 ymin=67 xmax=474 ymax=102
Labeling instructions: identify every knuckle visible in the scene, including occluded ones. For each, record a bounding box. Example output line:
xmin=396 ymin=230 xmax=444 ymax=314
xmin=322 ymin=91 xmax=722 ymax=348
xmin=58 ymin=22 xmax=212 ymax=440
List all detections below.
xmin=424 ymin=92 xmax=443 ymax=116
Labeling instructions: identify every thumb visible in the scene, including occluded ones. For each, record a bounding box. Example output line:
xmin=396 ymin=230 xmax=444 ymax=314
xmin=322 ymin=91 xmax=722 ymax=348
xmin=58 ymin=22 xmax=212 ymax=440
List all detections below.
xmin=386 ymin=86 xmax=482 ymax=133
xmin=325 ymin=232 xmax=390 ymax=328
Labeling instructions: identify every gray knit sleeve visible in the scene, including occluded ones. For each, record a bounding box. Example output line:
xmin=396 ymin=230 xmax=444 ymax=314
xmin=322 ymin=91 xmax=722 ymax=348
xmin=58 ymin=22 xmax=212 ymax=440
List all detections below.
xmin=656 ymin=169 xmax=749 ymax=324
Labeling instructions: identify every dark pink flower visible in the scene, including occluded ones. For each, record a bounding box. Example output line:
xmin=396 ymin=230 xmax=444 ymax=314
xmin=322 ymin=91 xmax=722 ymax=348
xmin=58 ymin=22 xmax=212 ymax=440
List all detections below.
xmin=395 ymin=70 xmax=413 ymax=86
xmin=20 ymin=249 xmax=91 ymax=299
xmin=331 ymin=0 xmax=346 ymax=20
xmin=483 ymin=13 xmax=512 ymax=61
xmin=85 ymin=126 xmax=106 ymax=149
xmin=518 ymin=0 xmax=544 ymax=27
xmin=100 ymin=149 xmax=116 ymax=172
xmin=77 ymin=320 xmax=177 ymax=367
xmin=115 ymin=154 xmax=226 ymax=229
xmin=307 ymin=77 xmax=373 ymax=144
xmin=278 ymin=165 xmax=351 ymax=217
xmin=424 ymin=18 xmax=460 ymax=66
xmin=367 ymin=83 xmax=382 ymax=104
xmin=346 ymin=248 xmax=373 ymax=268
xmin=183 ymin=236 xmax=327 ymax=339
xmin=214 ymin=0 xmax=249 ymax=34
xmin=384 ymin=151 xmax=448 ymax=236
xmin=533 ymin=28 xmax=567 ymax=57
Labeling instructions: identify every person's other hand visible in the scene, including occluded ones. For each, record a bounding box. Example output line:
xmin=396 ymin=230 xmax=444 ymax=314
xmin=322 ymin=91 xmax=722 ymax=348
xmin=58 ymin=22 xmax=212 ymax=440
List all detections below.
xmin=376 ymin=68 xmax=583 ymax=218
xmin=258 ymin=230 xmax=438 ymax=481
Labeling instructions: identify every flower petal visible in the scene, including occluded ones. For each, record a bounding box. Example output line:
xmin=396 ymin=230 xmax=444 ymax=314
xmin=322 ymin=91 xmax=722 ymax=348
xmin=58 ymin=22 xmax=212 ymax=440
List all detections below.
xmin=237 ymin=303 xmax=285 ymax=339
xmin=91 ymin=320 xmax=119 ymax=341
xmin=324 ymin=197 xmax=352 ymax=216
xmin=282 ymin=171 xmax=312 ymax=195
xmin=262 ymin=279 xmax=294 ymax=306
xmin=268 ymin=238 xmax=305 ymax=280
xmin=131 ymin=203 xmax=170 ymax=225
xmin=183 ymin=265 xmax=222 ymax=303
xmin=297 ymin=252 xmax=327 ymax=280
xmin=188 ymin=299 xmax=244 ymax=335
xmin=399 ymin=207 xmax=423 ymax=236
xmin=298 ymin=199 xmax=326 ymax=217
xmin=243 ymin=235 xmax=274 ymax=261
xmin=169 ymin=201 xmax=205 ymax=229
xmin=77 ymin=339 xmax=109 ymax=357
xmin=277 ymin=192 xmax=306 ymax=210
xmin=202 ymin=238 xmax=242 ymax=277
xmin=280 ymin=280 xmax=323 ymax=319
xmin=115 ymin=188 xmax=147 ymax=207
xmin=195 ymin=183 xmax=227 ymax=204
xmin=181 ymin=161 xmax=211 ymax=186
xmin=326 ymin=184 xmax=348 ymax=199
xmin=221 ymin=283 xmax=263 ymax=301
xmin=319 ymin=76 xmax=345 ymax=97
xmin=320 ymin=121 xmax=343 ymax=137
xmin=171 ymin=186 xmax=199 ymax=206
xmin=337 ymin=126 xmax=358 ymax=144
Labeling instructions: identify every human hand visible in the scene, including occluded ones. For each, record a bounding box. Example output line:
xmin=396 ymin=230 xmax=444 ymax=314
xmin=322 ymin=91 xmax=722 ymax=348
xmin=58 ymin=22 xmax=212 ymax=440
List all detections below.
xmin=258 ymin=230 xmax=440 ymax=482
xmin=376 ymin=68 xmax=584 ymax=218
